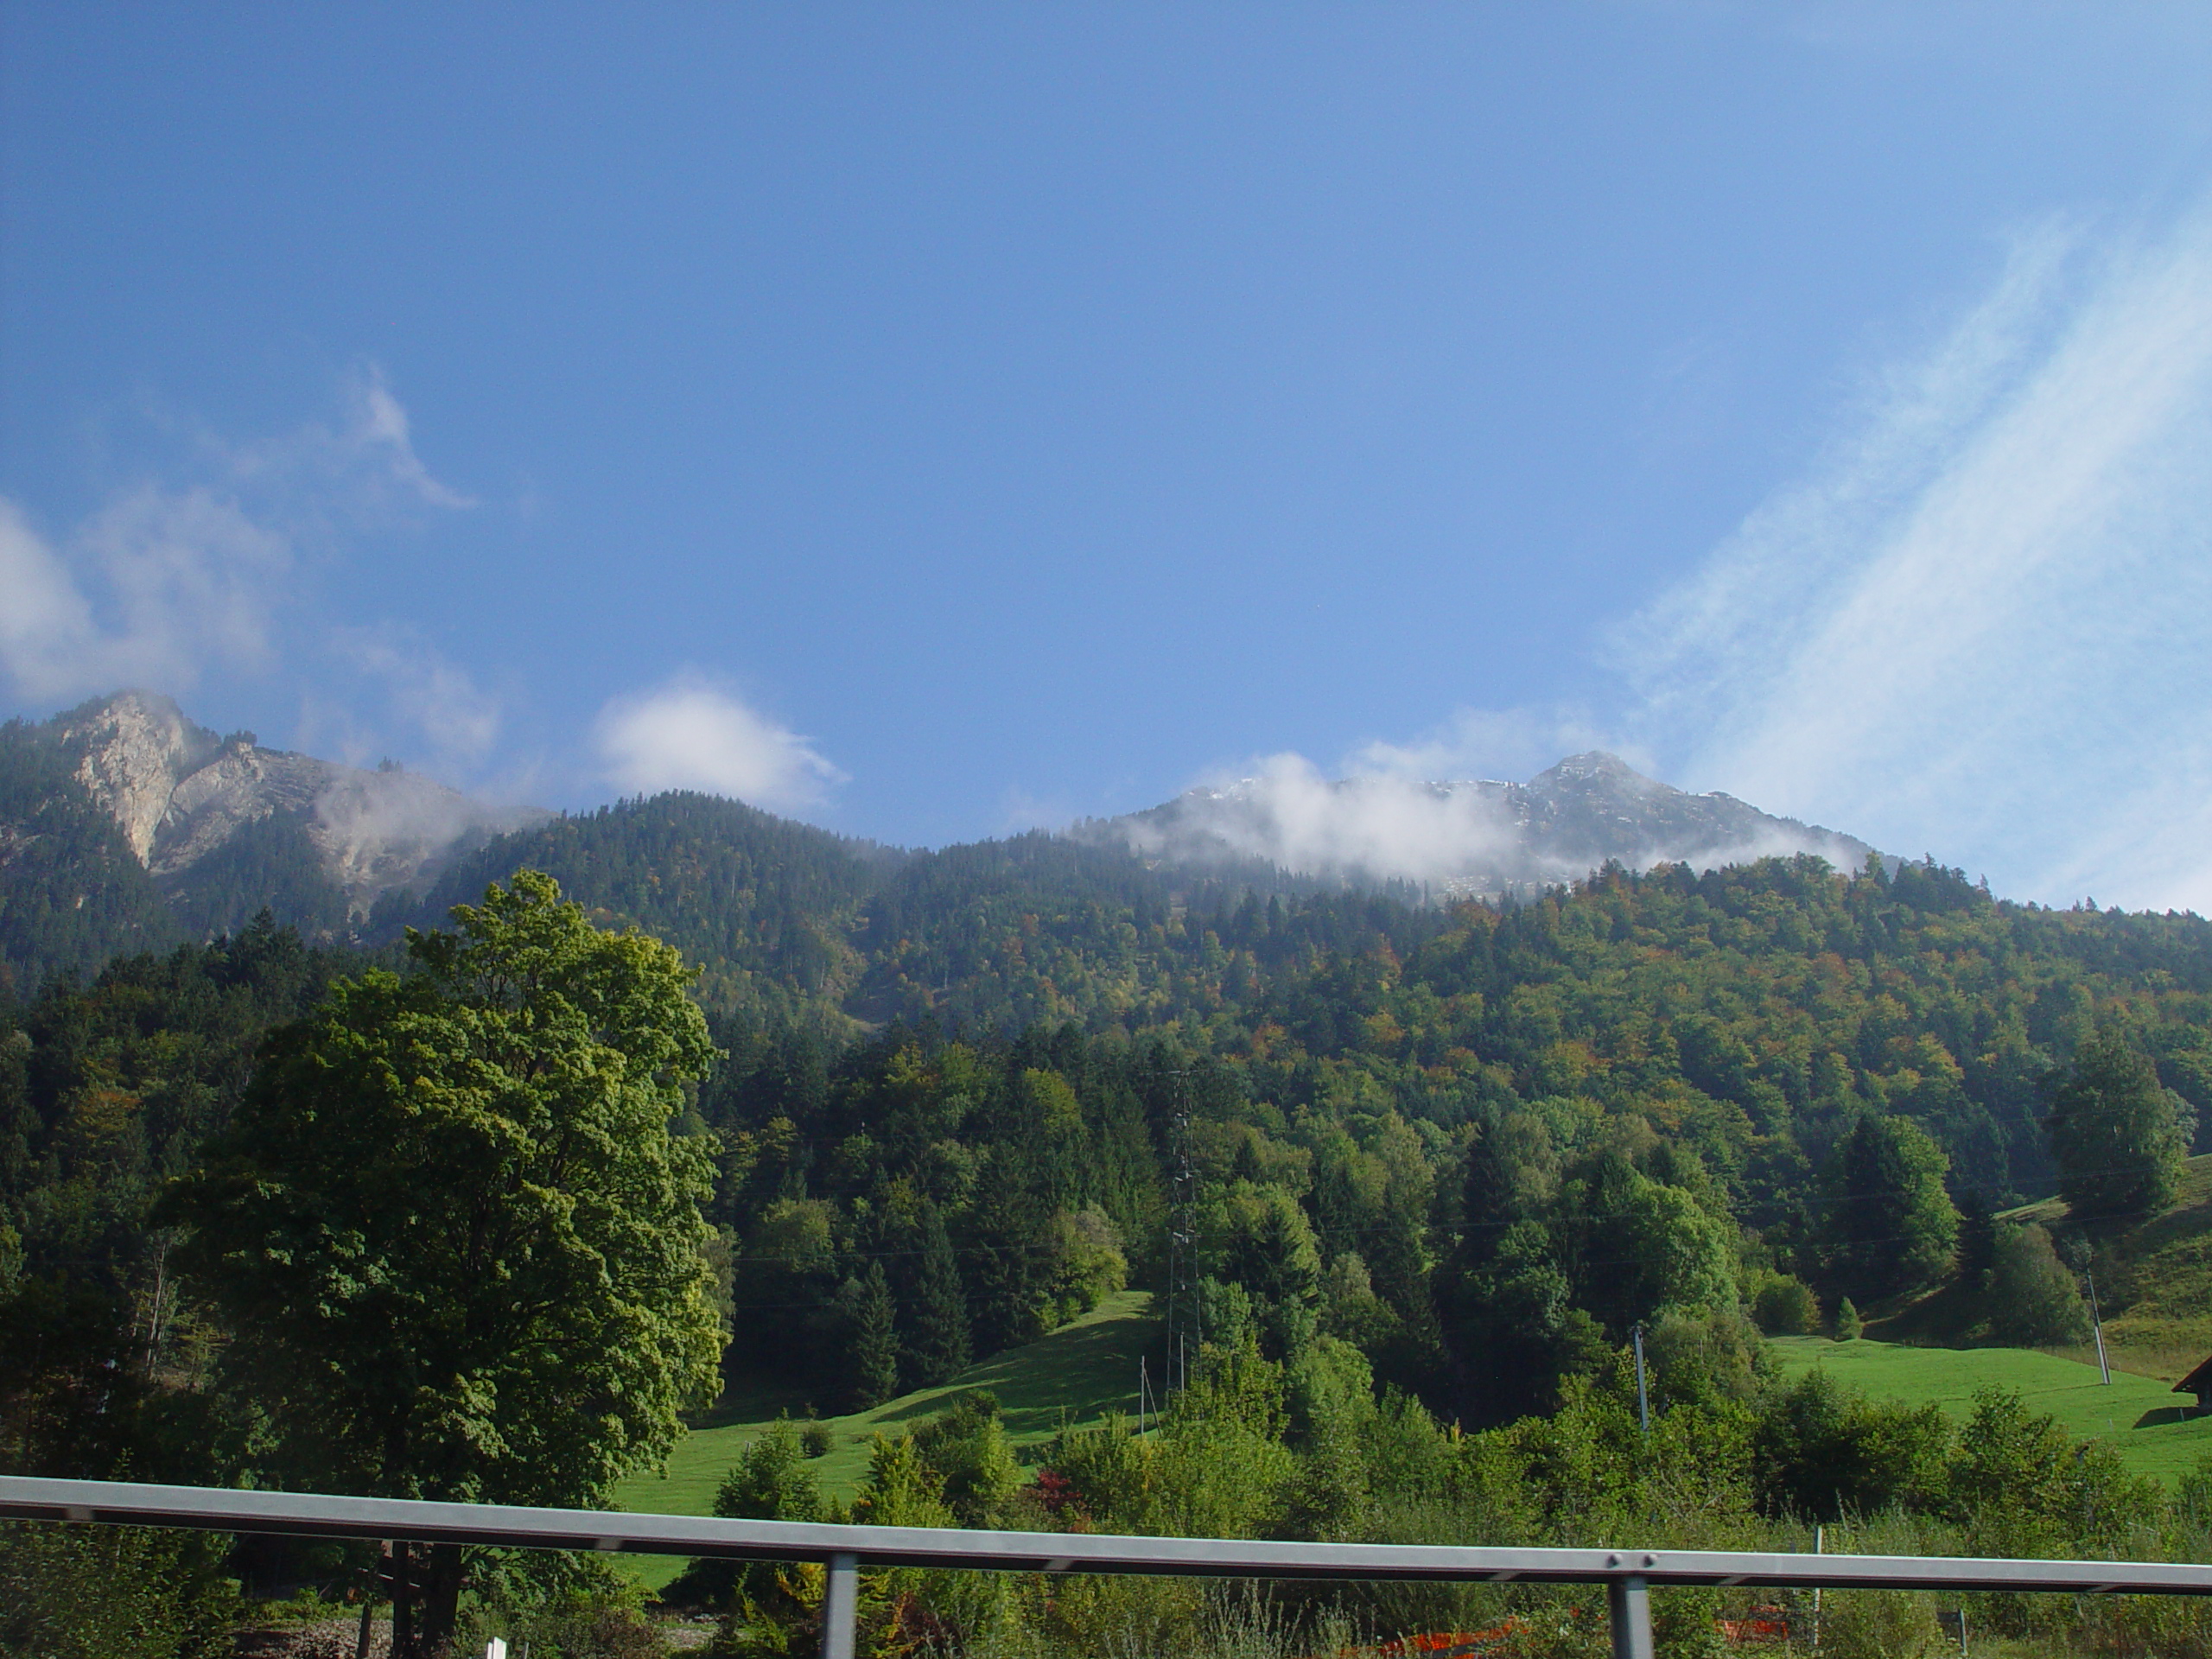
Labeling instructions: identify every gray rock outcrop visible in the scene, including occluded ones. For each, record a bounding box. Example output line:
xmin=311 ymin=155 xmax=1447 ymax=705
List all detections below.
xmin=51 ymin=690 xmax=541 ymax=917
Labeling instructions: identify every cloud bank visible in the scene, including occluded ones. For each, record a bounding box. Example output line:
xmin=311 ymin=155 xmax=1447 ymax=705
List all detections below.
xmin=1618 ymin=206 xmax=2212 ymax=912
xmin=594 ymin=678 xmax=846 ymax=813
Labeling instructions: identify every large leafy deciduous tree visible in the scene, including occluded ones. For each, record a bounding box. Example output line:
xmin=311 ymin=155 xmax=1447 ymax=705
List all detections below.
xmin=162 ymin=871 xmax=724 ymax=1656
xmin=1821 ymin=1114 xmax=1960 ymax=1302
xmin=2046 ymin=1030 xmax=2192 ymax=1228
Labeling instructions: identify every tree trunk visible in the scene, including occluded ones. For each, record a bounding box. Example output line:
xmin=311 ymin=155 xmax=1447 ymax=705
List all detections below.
xmin=418 ymin=1541 xmax=467 ymax=1657
xmin=391 ymin=1541 xmax=415 ymax=1656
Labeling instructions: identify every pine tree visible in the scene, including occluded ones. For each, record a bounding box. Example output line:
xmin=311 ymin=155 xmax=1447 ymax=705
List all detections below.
xmin=846 ymin=1264 xmax=899 ymax=1408
xmin=1955 ymin=1189 xmax=1998 ymax=1294
xmin=962 ymin=1144 xmax=1051 ymax=1355
xmin=900 ymin=1200 xmax=970 ymax=1389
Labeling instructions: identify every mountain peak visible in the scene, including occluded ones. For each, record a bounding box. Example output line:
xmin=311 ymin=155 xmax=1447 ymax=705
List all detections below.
xmin=1527 ymin=750 xmax=1662 ymax=794
xmin=26 ymin=689 xmax=544 ymax=917
xmin=1099 ymin=753 xmax=1871 ymax=897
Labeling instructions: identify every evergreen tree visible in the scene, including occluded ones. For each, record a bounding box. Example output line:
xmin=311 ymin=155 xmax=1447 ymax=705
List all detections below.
xmin=961 ymin=1143 xmax=1052 ymax=1355
xmin=2047 ymin=1032 xmax=2191 ymax=1228
xmin=899 ymin=1200 xmax=971 ymax=1389
xmin=844 ymin=1264 xmax=900 ymax=1409
xmin=1954 ymin=1188 xmax=1998 ymax=1293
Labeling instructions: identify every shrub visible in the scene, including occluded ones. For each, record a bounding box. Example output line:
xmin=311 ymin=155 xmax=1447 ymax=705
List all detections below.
xmin=1746 ymin=1270 xmax=1821 ymax=1337
xmin=1751 ymin=1370 xmax=1950 ymax=1520
xmin=1834 ymin=1297 xmax=1863 ymax=1340
xmin=913 ymin=1393 xmax=1020 ymax=1527
xmin=0 ymin=1522 xmax=239 ymax=1659
xmin=1815 ymin=1590 xmax=1948 ymax=1659
xmin=1043 ymin=1204 xmax=1128 ymax=1326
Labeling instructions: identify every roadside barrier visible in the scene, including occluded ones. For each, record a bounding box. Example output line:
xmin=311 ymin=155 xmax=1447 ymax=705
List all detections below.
xmin=7 ymin=1475 xmax=2212 ymax=1659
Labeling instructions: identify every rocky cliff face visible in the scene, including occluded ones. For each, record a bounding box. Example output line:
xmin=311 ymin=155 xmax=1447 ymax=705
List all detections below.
xmin=1098 ymin=750 xmax=1873 ymax=898
xmin=48 ymin=690 xmax=541 ymax=916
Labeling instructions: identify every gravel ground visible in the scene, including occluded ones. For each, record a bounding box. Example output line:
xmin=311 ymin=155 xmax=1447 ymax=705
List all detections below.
xmin=228 ymin=1614 xmax=720 ymax=1656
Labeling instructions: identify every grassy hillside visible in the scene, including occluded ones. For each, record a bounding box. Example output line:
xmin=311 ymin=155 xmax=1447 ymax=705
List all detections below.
xmin=1770 ymin=1336 xmax=2212 ymax=1485
xmin=612 ymin=1289 xmax=1161 ymax=1591
xmin=2004 ymin=1154 xmax=2212 ymax=1382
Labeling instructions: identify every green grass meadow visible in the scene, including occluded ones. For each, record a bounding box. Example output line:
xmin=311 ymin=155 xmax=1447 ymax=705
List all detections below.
xmin=1770 ymin=1335 xmax=2212 ymax=1485
xmin=611 ymin=1289 xmax=1162 ymax=1591
xmin=607 ymin=1298 xmax=2212 ymax=1593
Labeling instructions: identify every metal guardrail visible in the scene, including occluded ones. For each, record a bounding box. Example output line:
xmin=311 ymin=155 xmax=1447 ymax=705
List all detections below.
xmin=6 ymin=1476 xmax=2211 ymax=1659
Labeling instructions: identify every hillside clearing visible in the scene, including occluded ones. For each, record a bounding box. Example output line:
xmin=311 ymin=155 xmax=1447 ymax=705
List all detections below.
xmin=613 ymin=1289 xmax=1161 ymax=1592
xmin=1770 ymin=1336 xmax=2212 ymax=1485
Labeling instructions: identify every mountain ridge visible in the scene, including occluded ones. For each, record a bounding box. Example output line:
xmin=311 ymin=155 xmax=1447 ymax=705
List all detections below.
xmin=3 ymin=688 xmax=1886 ymax=1007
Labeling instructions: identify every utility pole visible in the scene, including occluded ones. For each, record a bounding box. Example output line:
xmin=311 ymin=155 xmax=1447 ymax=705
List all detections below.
xmin=2087 ymin=1270 xmax=2111 ymax=1385
xmin=1163 ymin=1068 xmax=1199 ymax=1395
xmin=1632 ymin=1322 xmax=1649 ymax=1434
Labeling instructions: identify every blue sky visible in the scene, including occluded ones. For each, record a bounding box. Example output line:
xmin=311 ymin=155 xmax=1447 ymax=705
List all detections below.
xmin=4 ymin=3 xmax=2211 ymax=907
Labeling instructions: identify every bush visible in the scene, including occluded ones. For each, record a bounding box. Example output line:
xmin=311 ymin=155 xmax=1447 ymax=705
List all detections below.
xmin=0 ymin=1522 xmax=239 ymax=1659
xmin=798 ymin=1418 xmax=834 ymax=1459
xmin=664 ymin=1421 xmax=827 ymax=1610
xmin=1043 ymin=1204 xmax=1128 ymax=1326
xmin=1751 ymin=1370 xmax=1950 ymax=1520
xmin=913 ymin=1393 xmax=1020 ymax=1527
xmin=1746 ymin=1270 xmax=1821 ymax=1337
xmin=1815 ymin=1590 xmax=1948 ymax=1659
xmin=1834 ymin=1297 xmax=1863 ymax=1340
xmin=500 ymin=1592 xmax=668 ymax=1659
xmin=1645 ymin=1303 xmax=1769 ymax=1408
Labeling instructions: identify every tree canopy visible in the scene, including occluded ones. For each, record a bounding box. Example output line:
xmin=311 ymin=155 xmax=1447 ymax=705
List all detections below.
xmin=160 ymin=871 xmax=724 ymax=1654
xmin=2046 ymin=1030 xmax=2192 ymax=1228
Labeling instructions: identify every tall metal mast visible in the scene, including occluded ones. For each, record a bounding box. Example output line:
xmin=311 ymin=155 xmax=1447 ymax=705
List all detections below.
xmin=1163 ymin=1067 xmax=1200 ymax=1395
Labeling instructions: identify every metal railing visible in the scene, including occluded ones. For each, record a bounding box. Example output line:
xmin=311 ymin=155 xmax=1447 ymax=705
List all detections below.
xmin=6 ymin=1476 xmax=2211 ymax=1659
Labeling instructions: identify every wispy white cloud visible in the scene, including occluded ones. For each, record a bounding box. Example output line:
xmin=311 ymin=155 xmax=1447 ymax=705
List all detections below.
xmin=594 ymin=677 xmax=846 ymax=813
xmin=333 ymin=625 xmax=504 ymax=767
xmin=349 ymin=370 xmax=479 ymax=511
xmin=1618 ymin=205 xmax=2212 ymax=910
xmin=0 ymin=368 xmax=480 ymax=731
xmin=220 ymin=362 xmax=478 ymax=520
xmin=1347 ymin=703 xmax=1626 ymax=784
xmin=0 ymin=488 xmax=289 ymax=700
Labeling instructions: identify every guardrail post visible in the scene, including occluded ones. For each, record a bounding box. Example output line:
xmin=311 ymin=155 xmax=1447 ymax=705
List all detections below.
xmin=822 ymin=1550 xmax=858 ymax=1659
xmin=1609 ymin=1573 xmax=1652 ymax=1659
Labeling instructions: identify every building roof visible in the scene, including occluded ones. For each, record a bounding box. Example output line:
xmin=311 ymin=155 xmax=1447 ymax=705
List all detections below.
xmin=2175 ymin=1355 xmax=2212 ymax=1397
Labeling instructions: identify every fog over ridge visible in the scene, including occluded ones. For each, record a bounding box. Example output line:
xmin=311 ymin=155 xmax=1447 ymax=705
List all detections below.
xmin=1090 ymin=749 xmax=1872 ymax=897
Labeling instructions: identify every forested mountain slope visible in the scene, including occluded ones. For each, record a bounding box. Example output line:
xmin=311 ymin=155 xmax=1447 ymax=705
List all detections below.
xmin=383 ymin=791 xmax=899 ymax=1024
xmin=6 ymin=824 xmax=2212 ymax=1647
xmin=8 ymin=696 xmax=2212 ymax=1544
xmin=370 ymin=792 xmax=1441 ymax=1029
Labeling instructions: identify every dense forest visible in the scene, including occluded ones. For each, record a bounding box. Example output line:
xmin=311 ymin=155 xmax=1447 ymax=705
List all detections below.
xmin=10 ymin=833 xmax=2211 ymax=1441
xmin=6 ymin=777 xmax=2212 ymax=1655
